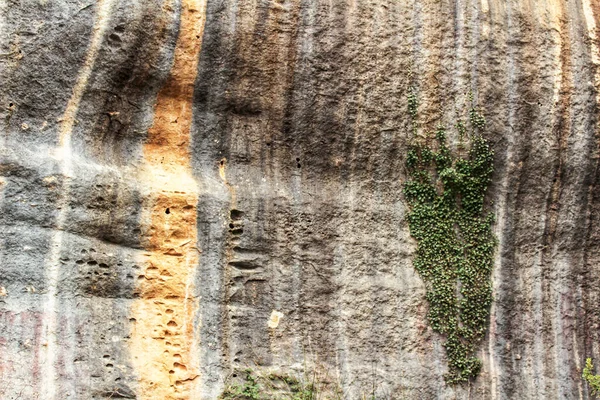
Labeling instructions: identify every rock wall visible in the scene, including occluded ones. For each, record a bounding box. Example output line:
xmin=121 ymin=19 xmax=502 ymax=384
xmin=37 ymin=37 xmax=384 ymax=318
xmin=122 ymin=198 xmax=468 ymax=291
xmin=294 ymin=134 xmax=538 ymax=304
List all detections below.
xmin=2 ymin=0 xmax=600 ymax=399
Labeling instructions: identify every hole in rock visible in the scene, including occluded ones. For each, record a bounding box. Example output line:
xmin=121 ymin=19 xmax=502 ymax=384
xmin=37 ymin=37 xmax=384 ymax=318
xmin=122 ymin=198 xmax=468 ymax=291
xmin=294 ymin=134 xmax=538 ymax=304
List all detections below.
xmin=230 ymin=209 xmax=244 ymax=220
xmin=297 ymin=163 xmax=301 ymax=168
xmin=9 ymin=103 xmax=13 ymax=107
xmin=173 ymin=362 xmax=187 ymax=371
xmin=229 ymin=223 xmax=235 ymax=229
xmin=165 ymin=208 xmax=170 ymax=214
xmin=147 ymin=266 xmax=159 ymax=274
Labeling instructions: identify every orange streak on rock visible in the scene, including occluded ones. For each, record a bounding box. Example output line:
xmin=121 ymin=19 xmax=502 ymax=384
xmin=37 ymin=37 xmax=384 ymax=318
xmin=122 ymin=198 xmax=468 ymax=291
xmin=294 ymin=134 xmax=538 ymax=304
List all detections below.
xmin=130 ymin=0 xmax=207 ymax=399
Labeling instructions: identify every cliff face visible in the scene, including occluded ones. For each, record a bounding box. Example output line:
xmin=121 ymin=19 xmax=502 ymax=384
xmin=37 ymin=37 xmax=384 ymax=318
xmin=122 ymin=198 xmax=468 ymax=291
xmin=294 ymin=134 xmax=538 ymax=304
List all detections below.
xmin=2 ymin=0 xmax=600 ymax=399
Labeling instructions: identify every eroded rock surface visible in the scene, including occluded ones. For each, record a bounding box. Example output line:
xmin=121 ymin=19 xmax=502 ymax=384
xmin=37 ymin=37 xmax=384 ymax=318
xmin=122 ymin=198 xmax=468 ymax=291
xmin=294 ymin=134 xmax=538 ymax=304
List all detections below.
xmin=2 ymin=0 xmax=600 ymax=399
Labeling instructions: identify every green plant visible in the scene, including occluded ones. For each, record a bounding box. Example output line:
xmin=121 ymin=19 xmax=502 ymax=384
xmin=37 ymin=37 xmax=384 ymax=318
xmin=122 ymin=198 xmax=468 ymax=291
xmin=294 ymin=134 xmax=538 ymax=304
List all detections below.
xmin=270 ymin=373 xmax=316 ymax=400
xmin=220 ymin=367 xmax=340 ymax=400
xmin=584 ymin=358 xmax=600 ymax=397
xmin=220 ymin=369 xmax=261 ymax=400
xmin=403 ymin=89 xmax=496 ymax=383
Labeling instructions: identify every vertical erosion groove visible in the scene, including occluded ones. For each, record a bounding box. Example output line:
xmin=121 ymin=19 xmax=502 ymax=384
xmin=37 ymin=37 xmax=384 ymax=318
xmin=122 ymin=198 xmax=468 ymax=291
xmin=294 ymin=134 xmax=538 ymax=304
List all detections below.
xmin=130 ymin=0 xmax=207 ymax=398
xmin=40 ymin=0 xmax=116 ymax=398
xmin=581 ymin=2 xmax=600 ymax=395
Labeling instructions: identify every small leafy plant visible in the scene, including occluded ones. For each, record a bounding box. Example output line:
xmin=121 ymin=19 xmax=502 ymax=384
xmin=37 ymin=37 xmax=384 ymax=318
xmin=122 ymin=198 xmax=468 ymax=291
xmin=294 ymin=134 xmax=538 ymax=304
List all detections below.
xmin=219 ymin=367 xmax=339 ymax=400
xmin=404 ymin=89 xmax=496 ymax=383
xmin=584 ymin=358 xmax=600 ymax=397
xmin=220 ymin=369 xmax=261 ymax=400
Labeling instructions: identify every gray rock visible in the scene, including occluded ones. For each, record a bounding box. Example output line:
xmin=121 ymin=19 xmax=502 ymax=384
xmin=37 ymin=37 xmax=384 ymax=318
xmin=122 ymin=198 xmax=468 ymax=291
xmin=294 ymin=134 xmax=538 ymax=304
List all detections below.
xmin=1 ymin=0 xmax=600 ymax=399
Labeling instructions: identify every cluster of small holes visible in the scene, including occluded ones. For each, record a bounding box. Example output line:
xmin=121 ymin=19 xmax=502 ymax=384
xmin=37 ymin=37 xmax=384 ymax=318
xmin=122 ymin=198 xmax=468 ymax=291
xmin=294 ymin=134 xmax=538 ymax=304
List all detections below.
xmin=108 ymin=26 xmax=124 ymax=47
xmin=74 ymin=249 xmax=132 ymax=297
xmin=229 ymin=209 xmax=244 ymax=236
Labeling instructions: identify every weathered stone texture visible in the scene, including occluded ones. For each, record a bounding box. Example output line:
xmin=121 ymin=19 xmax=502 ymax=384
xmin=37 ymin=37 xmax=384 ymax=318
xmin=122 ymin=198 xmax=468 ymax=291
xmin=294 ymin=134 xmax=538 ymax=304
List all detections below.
xmin=2 ymin=0 xmax=600 ymax=399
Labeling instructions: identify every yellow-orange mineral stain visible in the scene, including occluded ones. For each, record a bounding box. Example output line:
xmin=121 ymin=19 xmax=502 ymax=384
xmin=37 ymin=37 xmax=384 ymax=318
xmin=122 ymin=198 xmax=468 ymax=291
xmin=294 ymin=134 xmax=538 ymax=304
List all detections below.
xmin=130 ymin=0 xmax=207 ymax=398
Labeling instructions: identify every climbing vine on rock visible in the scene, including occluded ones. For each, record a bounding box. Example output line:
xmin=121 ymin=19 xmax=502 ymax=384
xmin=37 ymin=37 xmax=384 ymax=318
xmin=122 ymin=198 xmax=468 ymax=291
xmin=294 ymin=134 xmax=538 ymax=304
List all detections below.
xmin=584 ymin=358 xmax=600 ymax=397
xmin=403 ymin=90 xmax=496 ymax=383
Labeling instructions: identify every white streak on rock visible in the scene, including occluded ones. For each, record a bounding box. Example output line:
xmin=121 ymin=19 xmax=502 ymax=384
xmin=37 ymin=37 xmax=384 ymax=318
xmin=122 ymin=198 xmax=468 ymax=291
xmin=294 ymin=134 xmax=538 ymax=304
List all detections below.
xmin=40 ymin=0 xmax=116 ymax=398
